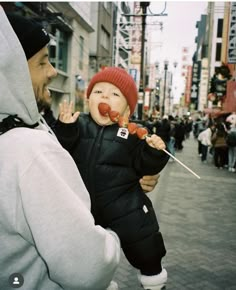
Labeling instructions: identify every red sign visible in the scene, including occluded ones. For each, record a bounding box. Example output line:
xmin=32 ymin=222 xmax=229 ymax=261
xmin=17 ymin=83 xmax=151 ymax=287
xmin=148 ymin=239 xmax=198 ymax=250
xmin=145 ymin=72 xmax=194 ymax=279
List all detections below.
xmin=184 ymin=65 xmax=192 ymax=105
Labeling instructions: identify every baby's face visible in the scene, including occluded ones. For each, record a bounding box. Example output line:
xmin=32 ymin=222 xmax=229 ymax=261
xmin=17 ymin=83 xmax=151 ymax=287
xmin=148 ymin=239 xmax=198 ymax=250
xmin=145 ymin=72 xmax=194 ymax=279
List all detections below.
xmin=88 ymin=82 xmax=130 ymax=126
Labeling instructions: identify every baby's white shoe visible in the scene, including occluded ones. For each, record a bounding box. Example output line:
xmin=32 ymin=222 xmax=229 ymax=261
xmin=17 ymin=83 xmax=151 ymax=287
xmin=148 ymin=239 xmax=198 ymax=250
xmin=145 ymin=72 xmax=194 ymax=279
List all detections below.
xmin=138 ymin=268 xmax=167 ymax=290
xmin=106 ymin=280 xmax=119 ymax=290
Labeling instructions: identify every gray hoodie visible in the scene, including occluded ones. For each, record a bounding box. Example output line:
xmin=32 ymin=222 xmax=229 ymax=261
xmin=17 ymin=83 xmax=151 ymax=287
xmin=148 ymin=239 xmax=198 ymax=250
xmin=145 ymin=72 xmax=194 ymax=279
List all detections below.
xmin=0 ymin=6 xmax=120 ymax=290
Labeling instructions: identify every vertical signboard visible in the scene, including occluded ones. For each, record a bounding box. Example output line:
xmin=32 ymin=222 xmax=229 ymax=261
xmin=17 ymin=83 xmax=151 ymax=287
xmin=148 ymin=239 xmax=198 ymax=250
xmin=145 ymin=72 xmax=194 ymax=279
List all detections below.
xmin=191 ymin=63 xmax=199 ymax=99
xmin=144 ymin=88 xmax=151 ymax=111
xmin=131 ymin=2 xmax=142 ymax=65
xmin=185 ymin=65 xmax=193 ymax=105
xmin=228 ymin=2 xmax=236 ymax=63
xmin=129 ymin=68 xmax=138 ymax=86
xmin=198 ymin=58 xmax=209 ymax=111
xmin=148 ymin=64 xmax=156 ymax=89
xmin=181 ymin=47 xmax=189 ymax=78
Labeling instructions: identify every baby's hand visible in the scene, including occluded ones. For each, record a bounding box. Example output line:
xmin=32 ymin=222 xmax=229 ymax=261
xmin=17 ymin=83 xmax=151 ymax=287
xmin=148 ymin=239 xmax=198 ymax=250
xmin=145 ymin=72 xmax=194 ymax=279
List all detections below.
xmin=145 ymin=134 xmax=166 ymax=150
xmin=59 ymin=100 xmax=80 ymax=124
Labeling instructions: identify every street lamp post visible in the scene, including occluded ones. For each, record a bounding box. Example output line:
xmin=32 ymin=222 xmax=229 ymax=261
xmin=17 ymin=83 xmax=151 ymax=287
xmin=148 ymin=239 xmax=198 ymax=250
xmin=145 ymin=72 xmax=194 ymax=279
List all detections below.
xmin=154 ymin=61 xmax=160 ymax=111
xmin=162 ymin=60 xmax=168 ymax=116
xmin=137 ymin=2 xmax=150 ymax=120
xmin=168 ymin=61 xmax=178 ymax=115
xmin=139 ymin=2 xmax=150 ymax=92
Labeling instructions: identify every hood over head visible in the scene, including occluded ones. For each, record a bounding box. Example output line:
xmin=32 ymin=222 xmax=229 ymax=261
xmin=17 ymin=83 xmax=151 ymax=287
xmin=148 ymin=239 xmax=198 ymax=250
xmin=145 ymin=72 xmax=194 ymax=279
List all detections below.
xmin=0 ymin=6 xmax=40 ymax=125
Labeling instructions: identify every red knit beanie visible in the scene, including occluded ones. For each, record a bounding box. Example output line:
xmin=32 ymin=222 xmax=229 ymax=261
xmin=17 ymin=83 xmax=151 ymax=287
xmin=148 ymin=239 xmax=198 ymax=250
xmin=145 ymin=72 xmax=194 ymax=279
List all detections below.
xmin=87 ymin=67 xmax=138 ymax=115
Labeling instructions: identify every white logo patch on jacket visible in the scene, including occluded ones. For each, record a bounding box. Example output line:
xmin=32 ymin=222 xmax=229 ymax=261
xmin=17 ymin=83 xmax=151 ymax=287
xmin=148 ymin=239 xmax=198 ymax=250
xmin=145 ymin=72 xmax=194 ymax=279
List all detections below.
xmin=117 ymin=128 xmax=129 ymax=139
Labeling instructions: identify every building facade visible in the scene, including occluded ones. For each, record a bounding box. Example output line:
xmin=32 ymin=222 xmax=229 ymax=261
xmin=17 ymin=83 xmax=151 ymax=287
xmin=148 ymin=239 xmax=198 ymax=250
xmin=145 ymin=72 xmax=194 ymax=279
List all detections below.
xmin=192 ymin=2 xmax=236 ymax=114
xmin=89 ymin=2 xmax=113 ymax=79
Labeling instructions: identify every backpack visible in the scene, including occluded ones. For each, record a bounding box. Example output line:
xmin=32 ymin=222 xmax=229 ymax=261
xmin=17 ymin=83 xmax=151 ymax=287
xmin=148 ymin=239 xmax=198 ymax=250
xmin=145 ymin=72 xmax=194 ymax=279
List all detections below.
xmin=0 ymin=115 xmax=38 ymax=135
xmin=226 ymin=131 xmax=236 ymax=147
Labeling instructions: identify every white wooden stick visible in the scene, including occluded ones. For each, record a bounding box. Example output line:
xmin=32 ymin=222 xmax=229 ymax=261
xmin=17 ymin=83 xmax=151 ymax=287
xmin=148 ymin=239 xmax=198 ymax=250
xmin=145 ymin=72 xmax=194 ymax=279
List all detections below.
xmin=162 ymin=149 xmax=201 ymax=179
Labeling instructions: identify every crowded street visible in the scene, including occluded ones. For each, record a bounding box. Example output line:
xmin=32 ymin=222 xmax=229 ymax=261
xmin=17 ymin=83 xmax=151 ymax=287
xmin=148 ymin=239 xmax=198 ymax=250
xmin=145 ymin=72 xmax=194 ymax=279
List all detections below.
xmin=114 ymin=134 xmax=236 ymax=290
xmin=1 ymin=2 xmax=236 ymax=290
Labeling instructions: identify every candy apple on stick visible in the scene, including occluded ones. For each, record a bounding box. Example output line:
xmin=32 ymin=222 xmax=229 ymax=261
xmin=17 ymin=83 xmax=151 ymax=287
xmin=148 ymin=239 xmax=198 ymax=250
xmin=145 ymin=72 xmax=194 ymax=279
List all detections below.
xmin=127 ymin=122 xmax=138 ymax=135
xmin=98 ymin=103 xmax=147 ymax=139
xmin=98 ymin=102 xmax=111 ymax=116
xmin=118 ymin=116 xmax=129 ymax=128
xmin=136 ymin=127 xmax=148 ymax=139
xmin=97 ymin=103 xmax=200 ymax=178
xmin=108 ymin=110 xmax=120 ymax=122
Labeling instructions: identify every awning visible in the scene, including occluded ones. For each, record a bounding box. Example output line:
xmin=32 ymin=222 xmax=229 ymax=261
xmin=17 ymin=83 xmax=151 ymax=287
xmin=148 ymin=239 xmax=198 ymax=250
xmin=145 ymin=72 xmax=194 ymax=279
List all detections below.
xmin=203 ymin=108 xmax=231 ymax=118
xmin=203 ymin=107 xmax=221 ymax=115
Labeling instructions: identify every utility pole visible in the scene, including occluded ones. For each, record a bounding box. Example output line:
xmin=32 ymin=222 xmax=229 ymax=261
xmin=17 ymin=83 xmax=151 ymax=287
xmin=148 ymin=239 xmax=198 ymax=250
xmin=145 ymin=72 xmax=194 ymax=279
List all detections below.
xmin=137 ymin=2 xmax=150 ymax=120
xmin=139 ymin=2 xmax=150 ymax=93
xmin=162 ymin=60 xmax=169 ymax=116
xmin=121 ymin=2 xmax=167 ymax=119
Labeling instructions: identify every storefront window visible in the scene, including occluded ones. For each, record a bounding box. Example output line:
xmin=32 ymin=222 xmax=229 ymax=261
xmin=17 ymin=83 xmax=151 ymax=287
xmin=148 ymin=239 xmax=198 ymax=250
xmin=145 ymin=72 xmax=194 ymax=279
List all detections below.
xmin=49 ymin=28 xmax=68 ymax=73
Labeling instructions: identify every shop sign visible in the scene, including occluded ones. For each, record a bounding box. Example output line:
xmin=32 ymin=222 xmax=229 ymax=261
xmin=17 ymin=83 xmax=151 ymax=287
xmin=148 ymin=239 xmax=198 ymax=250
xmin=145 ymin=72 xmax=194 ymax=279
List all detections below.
xmin=228 ymin=3 xmax=236 ymax=63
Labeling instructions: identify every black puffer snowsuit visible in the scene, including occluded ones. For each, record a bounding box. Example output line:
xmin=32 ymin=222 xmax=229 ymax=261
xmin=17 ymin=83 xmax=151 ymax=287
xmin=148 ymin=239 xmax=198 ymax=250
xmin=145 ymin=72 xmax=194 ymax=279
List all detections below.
xmin=55 ymin=113 xmax=169 ymax=275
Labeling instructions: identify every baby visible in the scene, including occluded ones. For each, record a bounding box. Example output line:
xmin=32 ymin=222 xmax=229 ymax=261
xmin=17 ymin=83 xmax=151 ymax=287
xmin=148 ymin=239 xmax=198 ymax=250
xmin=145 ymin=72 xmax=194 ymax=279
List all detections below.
xmin=55 ymin=67 xmax=169 ymax=290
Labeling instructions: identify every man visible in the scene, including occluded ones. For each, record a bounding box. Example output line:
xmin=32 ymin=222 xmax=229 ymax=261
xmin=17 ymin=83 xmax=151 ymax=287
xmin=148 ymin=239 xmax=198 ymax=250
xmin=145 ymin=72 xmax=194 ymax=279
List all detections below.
xmin=0 ymin=7 xmax=120 ymax=290
xmin=0 ymin=7 xmax=160 ymax=290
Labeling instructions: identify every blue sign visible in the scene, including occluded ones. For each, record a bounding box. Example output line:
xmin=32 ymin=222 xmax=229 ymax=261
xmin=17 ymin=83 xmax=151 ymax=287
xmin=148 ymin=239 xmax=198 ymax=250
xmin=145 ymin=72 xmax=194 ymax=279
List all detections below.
xmin=129 ymin=69 xmax=137 ymax=82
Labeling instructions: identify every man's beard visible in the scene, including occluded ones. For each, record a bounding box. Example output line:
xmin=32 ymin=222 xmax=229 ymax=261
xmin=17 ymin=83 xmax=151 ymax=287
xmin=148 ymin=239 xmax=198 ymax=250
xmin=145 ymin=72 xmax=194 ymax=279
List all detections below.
xmin=34 ymin=86 xmax=51 ymax=113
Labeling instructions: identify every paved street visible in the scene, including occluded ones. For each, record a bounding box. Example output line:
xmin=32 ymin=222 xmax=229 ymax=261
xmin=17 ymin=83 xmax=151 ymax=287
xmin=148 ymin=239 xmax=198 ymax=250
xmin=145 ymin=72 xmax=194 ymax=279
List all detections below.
xmin=114 ymin=135 xmax=236 ymax=290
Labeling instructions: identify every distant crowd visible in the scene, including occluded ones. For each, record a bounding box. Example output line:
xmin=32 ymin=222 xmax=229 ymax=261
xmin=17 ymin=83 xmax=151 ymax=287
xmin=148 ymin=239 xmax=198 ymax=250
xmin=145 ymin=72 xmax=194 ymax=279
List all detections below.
xmin=194 ymin=112 xmax=236 ymax=172
xmin=130 ymin=110 xmax=194 ymax=162
xmin=39 ymin=97 xmax=236 ymax=173
xmin=129 ymin=110 xmax=236 ymax=173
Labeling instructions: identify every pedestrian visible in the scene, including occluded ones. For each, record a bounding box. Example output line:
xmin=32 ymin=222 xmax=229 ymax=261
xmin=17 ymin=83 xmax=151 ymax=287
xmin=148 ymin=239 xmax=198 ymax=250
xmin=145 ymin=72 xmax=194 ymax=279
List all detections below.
xmin=141 ymin=113 xmax=155 ymax=134
xmin=198 ymin=124 xmax=215 ymax=163
xmin=184 ymin=117 xmax=193 ymax=139
xmin=174 ymin=117 xmax=185 ymax=150
xmin=154 ymin=115 xmax=171 ymax=143
xmin=193 ymin=118 xmax=207 ymax=155
xmin=0 ymin=8 xmax=121 ymax=290
xmin=168 ymin=115 xmax=176 ymax=161
xmin=211 ymin=123 xmax=228 ymax=169
xmin=55 ymin=67 xmax=169 ymax=290
xmin=226 ymin=123 xmax=236 ymax=172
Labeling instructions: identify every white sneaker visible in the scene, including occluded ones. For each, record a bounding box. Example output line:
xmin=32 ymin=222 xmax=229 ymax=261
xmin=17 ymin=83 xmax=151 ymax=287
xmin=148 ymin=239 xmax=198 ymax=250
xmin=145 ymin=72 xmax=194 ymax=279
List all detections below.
xmin=106 ymin=281 xmax=118 ymax=290
xmin=232 ymin=168 xmax=236 ymax=172
xmin=144 ymin=286 xmax=166 ymax=290
xmin=138 ymin=268 xmax=167 ymax=290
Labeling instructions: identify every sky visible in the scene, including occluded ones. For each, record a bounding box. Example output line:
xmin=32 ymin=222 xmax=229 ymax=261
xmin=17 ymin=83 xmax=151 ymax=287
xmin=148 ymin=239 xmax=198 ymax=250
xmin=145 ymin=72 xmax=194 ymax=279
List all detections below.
xmin=148 ymin=1 xmax=208 ymax=65
xmin=147 ymin=1 xmax=208 ymax=100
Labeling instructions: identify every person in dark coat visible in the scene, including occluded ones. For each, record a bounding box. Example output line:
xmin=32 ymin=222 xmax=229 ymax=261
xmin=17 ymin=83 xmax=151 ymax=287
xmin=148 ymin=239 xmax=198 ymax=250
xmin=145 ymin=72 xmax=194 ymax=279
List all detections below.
xmin=174 ymin=118 xmax=185 ymax=150
xmin=211 ymin=123 xmax=228 ymax=168
xmin=55 ymin=67 xmax=169 ymax=290
xmin=154 ymin=115 xmax=171 ymax=143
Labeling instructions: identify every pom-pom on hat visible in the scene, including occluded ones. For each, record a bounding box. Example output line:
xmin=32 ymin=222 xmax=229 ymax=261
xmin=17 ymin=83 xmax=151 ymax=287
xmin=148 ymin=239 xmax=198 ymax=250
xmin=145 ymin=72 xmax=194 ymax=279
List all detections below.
xmin=6 ymin=13 xmax=50 ymax=60
xmin=87 ymin=67 xmax=138 ymax=115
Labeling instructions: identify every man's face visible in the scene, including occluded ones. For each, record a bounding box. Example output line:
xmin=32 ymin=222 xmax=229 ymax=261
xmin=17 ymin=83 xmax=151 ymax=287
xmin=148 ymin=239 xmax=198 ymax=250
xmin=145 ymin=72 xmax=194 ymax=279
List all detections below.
xmin=28 ymin=46 xmax=57 ymax=105
xmin=88 ymin=82 xmax=130 ymax=126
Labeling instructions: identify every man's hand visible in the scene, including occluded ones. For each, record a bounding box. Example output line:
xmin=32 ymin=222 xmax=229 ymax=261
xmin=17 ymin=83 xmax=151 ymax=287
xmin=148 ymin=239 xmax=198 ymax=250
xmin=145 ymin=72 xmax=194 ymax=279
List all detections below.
xmin=59 ymin=100 xmax=80 ymax=124
xmin=139 ymin=174 xmax=160 ymax=192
